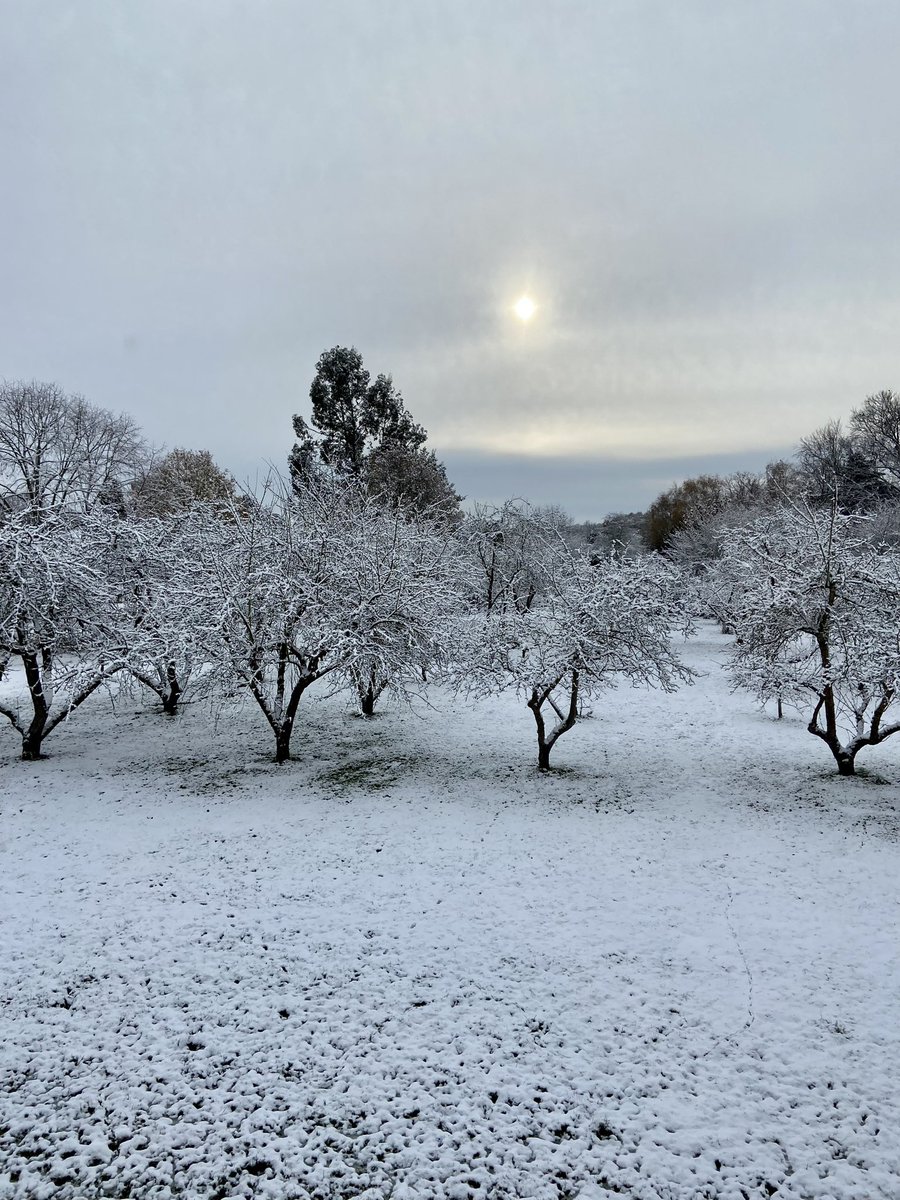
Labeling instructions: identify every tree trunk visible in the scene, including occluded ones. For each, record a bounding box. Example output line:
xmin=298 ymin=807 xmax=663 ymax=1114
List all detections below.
xmin=836 ymin=751 xmax=856 ymax=776
xmin=275 ymin=721 xmax=292 ymax=763
xmin=21 ymin=652 xmax=49 ymax=760
xmin=528 ymin=688 xmax=549 ymax=769
xmin=21 ymin=721 xmax=47 ymax=760
xmin=274 ymin=676 xmax=312 ymax=763
xmin=810 ymin=681 xmax=859 ymax=777
xmin=161 ymin=661 xmax=182 ymax=715
xmin=356 ymin=665 xmax=385 ymax=717
xmin=531 ymin=670 xmax=579 ymax=771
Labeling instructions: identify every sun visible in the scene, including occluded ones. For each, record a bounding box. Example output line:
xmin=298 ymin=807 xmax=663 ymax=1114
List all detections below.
xmin=513 ymin=295 xmax=536 ymax=321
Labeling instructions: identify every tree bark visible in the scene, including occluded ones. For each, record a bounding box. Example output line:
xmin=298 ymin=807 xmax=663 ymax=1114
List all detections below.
xmin=836 ymin=752 xmax=856 ymax=777
xmin=357 ymin=665 xmax=386 ymax=717
xmin=21 ymin=722 xmax=47 ymax=761
xmin=271 ymin=674 xmax=316 ymax=762
xmin=21 ymin=652 xmax=49 ymax=760
xmin=161 ymin=660 xmax=182 ymax=714
xmin=274 ymin=721 xmax=293 ymax=763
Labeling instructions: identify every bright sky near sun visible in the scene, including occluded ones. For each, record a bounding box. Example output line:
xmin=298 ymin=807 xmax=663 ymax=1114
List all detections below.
xmin=514 ymin=297 xmax=536 ymax=322
xmin=2 ymin=2 xmax=900 ymax=516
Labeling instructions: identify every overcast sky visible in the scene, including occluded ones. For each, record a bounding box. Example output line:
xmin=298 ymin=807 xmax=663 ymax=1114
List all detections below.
xmin=3 ymin=1 xmax=899 ymax=518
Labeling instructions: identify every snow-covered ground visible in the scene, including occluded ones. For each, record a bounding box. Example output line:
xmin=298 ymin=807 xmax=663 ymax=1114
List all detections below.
xmin=1 ymin=625 xmax=899 ymax=1199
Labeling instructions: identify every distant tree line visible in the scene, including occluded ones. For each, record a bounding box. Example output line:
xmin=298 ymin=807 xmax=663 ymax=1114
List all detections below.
xmin=638 ymin=390 xmax=900 ymax=562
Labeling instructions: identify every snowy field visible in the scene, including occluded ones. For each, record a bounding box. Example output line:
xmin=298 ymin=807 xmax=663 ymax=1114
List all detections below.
xmin=1 ymin=624 xmax=899 ymax=1200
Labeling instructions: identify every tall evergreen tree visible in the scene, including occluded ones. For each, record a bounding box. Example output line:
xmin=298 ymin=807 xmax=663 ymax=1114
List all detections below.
xmin=290 ymin=346 xmax=460 ymax=519
xmin=290 ymin=346 xmax=425 ymax=482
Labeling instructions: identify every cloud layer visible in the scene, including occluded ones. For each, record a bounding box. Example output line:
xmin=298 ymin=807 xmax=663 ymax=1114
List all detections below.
xmin=2 ymin=2 xmax=899 ymax=515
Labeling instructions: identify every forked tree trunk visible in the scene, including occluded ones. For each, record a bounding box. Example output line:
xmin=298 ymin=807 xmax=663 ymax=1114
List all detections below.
xmin=356 ymin=665 xmax=387 ymax=717
xmin=808 ymin=686 xmax=865 ymax=777
xmin=266 ymin=673 xmax=316 ymax=763
xmin=528 ymin=669 xmax=580 ymax=771
xmin=809 ymin=687 xmax=853 ymax=776
xmin=809 ymin=595 xmax=856 ymax=776
xmin=131 ymin=664 xmax=183 ymax=716
xmin=0 ymin=652 xmax=123 ymax=761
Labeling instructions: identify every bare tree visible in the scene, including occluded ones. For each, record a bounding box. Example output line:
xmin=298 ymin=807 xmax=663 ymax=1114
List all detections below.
xmin=107 ymin=515 xmax=202 ymax=715
xmin=850 ymin=388 xmax=900 ymax=488
xmin=364 ymin=443 xmax=462 ymax=524
xmin=763 ymin=459 xmax=806 ymax=505
xmin=795 ymin=419 xmax=892 ymax=511
xmin=340 ymin=496 xmax=462 ymax=717
xmin=166 ymin=478 xmax=462 ymax=760
xmin=462 ymin=530 xmax=692 ymax=769
xmin=130 ymin=448 xmax=237 ymax=517
xmin=0 ymin=380 xmax=147 ymax=513
xmin=0 ymin=508 xmax=128 ymax=757
xmin=464 ymin=502 xmax=562 ymax=617
xmin=717 ymin=502 xmax=900 ymax=775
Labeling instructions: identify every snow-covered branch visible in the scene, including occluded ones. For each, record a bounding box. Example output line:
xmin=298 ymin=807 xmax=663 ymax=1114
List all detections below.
xmin=716 ymin=505 xmax=900 ymax=775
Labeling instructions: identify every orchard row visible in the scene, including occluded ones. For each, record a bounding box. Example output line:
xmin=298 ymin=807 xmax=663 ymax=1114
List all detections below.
xmin=0 ymin=478 xmax=897 ymax=776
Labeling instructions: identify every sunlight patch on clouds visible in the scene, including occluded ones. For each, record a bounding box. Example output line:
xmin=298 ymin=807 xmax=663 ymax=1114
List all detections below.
xmin=440 ymin=421 xmax=773 ymax=460
xmin=401 ymin=294 xmax=900 ymax=462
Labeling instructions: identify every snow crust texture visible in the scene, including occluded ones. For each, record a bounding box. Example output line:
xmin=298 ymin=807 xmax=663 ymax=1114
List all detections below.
xmin=1 ymin=629 xmax=899 ymax=1198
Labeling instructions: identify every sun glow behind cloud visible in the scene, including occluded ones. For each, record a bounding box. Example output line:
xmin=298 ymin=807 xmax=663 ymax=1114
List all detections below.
xmin=397 ymin=293 xmax=900 ymax=463
xmin=513 ymin=295 xmax=536 ymax=321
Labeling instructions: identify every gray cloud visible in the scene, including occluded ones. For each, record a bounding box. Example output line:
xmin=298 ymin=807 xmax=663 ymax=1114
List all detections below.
xmin=2 ymin=1 xmax=899 ymax=515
